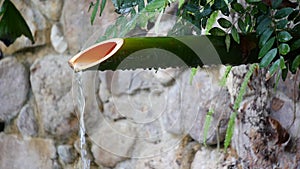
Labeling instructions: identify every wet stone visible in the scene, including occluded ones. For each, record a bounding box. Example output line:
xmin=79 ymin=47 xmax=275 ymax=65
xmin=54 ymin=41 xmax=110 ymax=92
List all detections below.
xmin=90 ymin=120 xmax=137 ymax=168
xmin=30 ymin=54 xmax=78 ymax=138
xmin=57 ymin=144 xmax=78 ymax=164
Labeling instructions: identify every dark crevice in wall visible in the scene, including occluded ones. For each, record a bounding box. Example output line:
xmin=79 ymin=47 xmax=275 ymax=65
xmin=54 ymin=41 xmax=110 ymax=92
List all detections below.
xmin=0 ymin=121 xmax=5 ymax=132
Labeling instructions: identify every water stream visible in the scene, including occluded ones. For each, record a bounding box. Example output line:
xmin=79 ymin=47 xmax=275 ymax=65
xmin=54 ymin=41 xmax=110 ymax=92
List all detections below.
xmin=75 ymin=71 xmax=90 ymax=169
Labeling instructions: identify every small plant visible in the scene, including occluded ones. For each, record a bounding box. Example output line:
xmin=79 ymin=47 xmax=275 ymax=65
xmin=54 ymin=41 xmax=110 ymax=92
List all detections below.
xmin=224 ymin=63 xmax=258 ymax=150
xmin=203 ymin=108 xmax=214 ymax=146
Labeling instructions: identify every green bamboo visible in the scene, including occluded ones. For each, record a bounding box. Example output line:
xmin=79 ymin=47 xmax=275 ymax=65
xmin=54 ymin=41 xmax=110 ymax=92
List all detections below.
xmin=69 ymin=35 xmax=260 ymax=71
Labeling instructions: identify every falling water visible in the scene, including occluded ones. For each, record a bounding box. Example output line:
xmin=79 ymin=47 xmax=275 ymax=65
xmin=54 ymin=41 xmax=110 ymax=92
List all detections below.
xmin=75 ymin=71 xmax=90 ymax=169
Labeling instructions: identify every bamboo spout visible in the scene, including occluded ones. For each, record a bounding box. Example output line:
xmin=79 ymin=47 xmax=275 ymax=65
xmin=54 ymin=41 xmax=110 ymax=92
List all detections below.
xmin=68 ymin=38 xmax=124 ymax=72
xmin=68 ymin=36 xmax=261 ymax=72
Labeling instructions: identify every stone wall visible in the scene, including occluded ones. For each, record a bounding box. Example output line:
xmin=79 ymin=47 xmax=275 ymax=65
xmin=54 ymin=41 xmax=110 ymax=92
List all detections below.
xmin=0 ymin=1 xmax=299 ymax=169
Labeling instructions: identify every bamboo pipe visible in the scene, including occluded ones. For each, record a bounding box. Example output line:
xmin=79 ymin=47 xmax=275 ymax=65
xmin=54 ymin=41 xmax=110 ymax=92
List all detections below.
xmin=68 ymin=36 xmax=259 ymax=72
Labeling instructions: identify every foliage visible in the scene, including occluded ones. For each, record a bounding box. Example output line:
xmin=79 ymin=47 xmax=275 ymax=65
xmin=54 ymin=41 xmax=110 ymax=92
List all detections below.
xmin=224 ymin=63 xmax=258 ymax=150
xmin=219 ymin=65 xmax=232 ymax=86
xmin=91 ymin=0 xmax=173 ymax=42
xmin=90 ymin=0 xmax=300 ymax=76
xmin=0 ymin=0 xmax=34 ymax=47
xmin=189 ymin=67 xmax=198 ymax=84
xmin=203 ymin=108 xmax=214 ymax=146
xmin=224 ymin=111 xmax=236 ymax=150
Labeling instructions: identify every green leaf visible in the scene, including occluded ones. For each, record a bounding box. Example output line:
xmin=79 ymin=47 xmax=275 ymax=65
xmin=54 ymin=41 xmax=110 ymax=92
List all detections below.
xmin=231 ymin=2 xmax=245 ymax=14
xmin=212 ymin=0 xmax=227 ymax=10
xmin=201 ymin=5 xmax=213 ymax=17
xmin=91 ymin=0 xmax=100 ymax=25
xmin=224 ymin=64 xmax=258 ymax=150
xmin=219 ymin=65 xmax=232 ymax=86
xmin=259 ymin=27 xmax=273 ymax=47
xmin=178 ymin=0 xmax=184 ymax=8
xmin=209 ymin=27 xmax=226 ymax=36
xmin=295 ymin=15 xmax=300 ymax=24
xmin=203 ymin=108 xmax=214 ymax=146
xmin=224 ymin=112 xmax=236 ymax=150
xmin=292 ymin=55 xmax=300 ymax=72
xmin=278 ymin=43 xmax=290 ymax=55
xmin=200 ymin=0 xmax=207 ymax=6
xmin=291 ymin=39 xmax=300 ymax=51
xmin=138 ymin=0 xmax=145 ymax=11
xmin=274 ymin=7 xmax=294 ymax=19
xmin=268 ymin=59 xmax=280 ymax=77
xmin=259 ymin=37 xmax=275 ymax=59
xmin=259 ymin=48 xmax=278 ymax=68
xmin=99 ymin=0 xmax=107 ymax=16
xmin=276 ymin=19 xmax=288 ymax=29
xmin=271 ymin=0 xmax=283 ymax=9
xmin=288 ymin=10 xmax=299 ymax=21
xmin=282 ymin=67 xmax=288 ymax=81
xmin=145 ymin=0 xmax=166 ymax=11
xmin=88 ymin=2 xmax=94 ymax=12
xmin=238 ymin=18 xmax=246 ymax=33
xmin=231 ymin=26 xmax=240 ymax=44
xmin=137 ymin=12 xmax=148 ymax=29
xmin=278 ymin=31 xmax=293 ymax=42
xmin=292 ymin=24 xmax=300 ymax=36
xmin=189 ymin=67 xmax=198 ymax=85
xmin=280 ymin=56 xmax=286 ymax=69
xmin=0 ymin=0 xmax=35 ymax=46
xmin=218 ymin=18 xmax=232 ymax=28
xmin=256 ymin=17 xmax=272 ymax=35
xmin=251 ymin=7 xmax=259 ymax=15
xmin=233 ymin=64 xmax=257 ymax=110
xmin=205 ymin=11 xmax=219 ymax=34
xmin=220 ymin=4 xmax=230 ymax=16
xmin=258 ymin=2 xmax=268 ymax=14
xmin=245 ymin=13 xmax=252 ymax=32
xmin=225 ymin=34 xmax=231 ymax=52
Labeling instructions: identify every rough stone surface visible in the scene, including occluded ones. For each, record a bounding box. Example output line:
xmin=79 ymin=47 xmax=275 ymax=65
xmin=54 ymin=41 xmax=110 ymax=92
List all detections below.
xmin=0 ymin=0 xmax=49 ymax=54
xmin=17 ymin=104 xmax=38 ymax=137
xmin=51 ymin=23 xmax=68 ymax=53
xmin=269 ymin=70 xmax=300 ymax=138
xmin=99 ymin=69 xmax=165 ymax=121
xmin=133 ymin=146 xmax=181 ymax=169
xmin=0 ymin=133 xmax=56 ymax=169
xmin=30 ymin=54 xmax=78 ymax=138
xmin=90 ymin=120 xmax=137 ymax=168
xmin=0 ymin=57 xmax=28 ymax=121
xmin=163 ymin=66 xmax=231 ymax=145
xmin=154 ymin=68 xmax=181 ymax=85
xmin=191 ymin=147 xmax=224 ymax=169
xmin=127 ymin=136 xmax=200 ymax=169
xmin=61 ymin=0 xmax=118 ymax=53
xmin=57 ymin=145 xmax=78 ymax=164
xmin=31 ymin=0 xmax=63 ymax=21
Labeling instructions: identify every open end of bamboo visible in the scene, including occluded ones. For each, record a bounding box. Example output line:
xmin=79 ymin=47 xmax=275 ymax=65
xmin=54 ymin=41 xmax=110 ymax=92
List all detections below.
xmin=68 ymin=38 xmax=124 ymax=71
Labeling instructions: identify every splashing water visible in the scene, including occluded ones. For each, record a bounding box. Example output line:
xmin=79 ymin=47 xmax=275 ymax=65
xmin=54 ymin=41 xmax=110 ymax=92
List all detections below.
xmin=75 ymin=71 xmax=90 ymax=169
